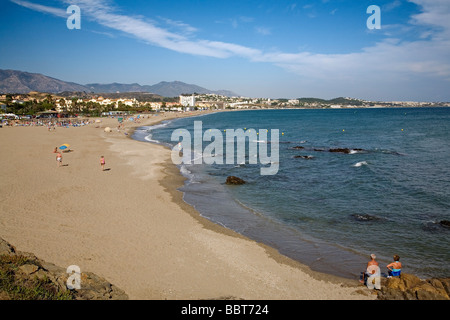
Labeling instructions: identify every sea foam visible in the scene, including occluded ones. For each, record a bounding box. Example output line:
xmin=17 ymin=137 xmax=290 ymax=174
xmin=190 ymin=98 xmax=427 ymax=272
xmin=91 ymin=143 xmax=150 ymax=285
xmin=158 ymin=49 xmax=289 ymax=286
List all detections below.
xmin=353 ymin=161 xmax=368 ymax=167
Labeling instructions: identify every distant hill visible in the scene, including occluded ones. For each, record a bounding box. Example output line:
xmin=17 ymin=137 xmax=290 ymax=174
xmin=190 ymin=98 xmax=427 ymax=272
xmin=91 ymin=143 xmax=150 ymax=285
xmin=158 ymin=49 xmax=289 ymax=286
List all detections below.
xmin=0 ymin=69 xmax=88 ymax=94
xmin=0 ymin=69 xmax=239 ymax=97
xmin=85 ymin=81 xmax=238 ymax=97
xmin=297 ymin=97 xmax=364 ymax=105
xmin=84 ymin=83 xmax=152 ymax=94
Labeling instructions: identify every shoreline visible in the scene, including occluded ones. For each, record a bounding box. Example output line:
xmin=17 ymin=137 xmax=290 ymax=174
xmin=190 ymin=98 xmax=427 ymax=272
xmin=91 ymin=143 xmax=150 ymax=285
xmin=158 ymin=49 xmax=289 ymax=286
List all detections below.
xmin=128 ymin=110 xmax=364 ymax=280
xmin=0 ymin=110 xmax=375 ymax=300
xmin=123 ymin=111 xmax=363 ymax=285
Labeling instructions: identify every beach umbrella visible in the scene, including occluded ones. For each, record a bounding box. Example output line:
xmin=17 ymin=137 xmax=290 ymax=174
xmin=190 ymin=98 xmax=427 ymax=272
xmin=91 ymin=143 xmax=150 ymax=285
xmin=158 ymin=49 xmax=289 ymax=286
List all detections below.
xmin=59 ymin=144 xmax=70 ymax=150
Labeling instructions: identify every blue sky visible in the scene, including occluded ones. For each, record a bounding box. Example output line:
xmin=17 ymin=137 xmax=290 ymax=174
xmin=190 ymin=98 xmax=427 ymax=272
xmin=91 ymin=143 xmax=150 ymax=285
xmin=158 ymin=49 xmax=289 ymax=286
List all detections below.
xmin=1 ymin=0 xmax=449 ymax=101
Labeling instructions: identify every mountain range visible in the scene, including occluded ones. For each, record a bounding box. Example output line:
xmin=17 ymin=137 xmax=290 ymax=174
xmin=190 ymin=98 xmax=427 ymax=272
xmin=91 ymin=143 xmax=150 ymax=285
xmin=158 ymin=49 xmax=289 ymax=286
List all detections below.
xmin=0 ymin=69 xmax=238 ymax=97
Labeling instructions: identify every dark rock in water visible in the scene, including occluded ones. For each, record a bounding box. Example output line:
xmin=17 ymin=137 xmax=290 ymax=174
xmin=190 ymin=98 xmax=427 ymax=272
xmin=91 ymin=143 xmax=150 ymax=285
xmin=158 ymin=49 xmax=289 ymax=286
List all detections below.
xmin=422 ymin=220 xmax=450 ymax=233
xmin=292 ymin=146 xmax=305 ymax=149
xmin=294 ymin=155 xmax=314 ymax=160
xmin=352 ymin=214 xmax=381 ymax=222
xmin=226 ymin=176 xmax=246 ymax=185
xmin=329 ymin=148 xmax=364 ymax=154
xmin=329 ymin=148 xmax=352 ymax=154
xmin=440 ymin=220 xmax=450 ymax=228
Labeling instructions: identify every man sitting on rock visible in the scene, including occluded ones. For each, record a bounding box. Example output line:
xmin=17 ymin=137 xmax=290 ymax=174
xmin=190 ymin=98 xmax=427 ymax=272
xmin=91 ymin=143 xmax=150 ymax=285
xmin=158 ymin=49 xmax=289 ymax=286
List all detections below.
xmin=360 ymin=254 xmax=379 ymax=285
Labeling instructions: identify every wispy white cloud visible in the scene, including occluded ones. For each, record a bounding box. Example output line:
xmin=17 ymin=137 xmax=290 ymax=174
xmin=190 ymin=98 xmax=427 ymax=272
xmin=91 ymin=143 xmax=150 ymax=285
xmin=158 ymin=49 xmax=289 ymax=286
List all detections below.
xmin=408 ymin=0 xmax=450 ymax=38
xmin=383 ymin=0 xmax=402 ymax=12
xmin=158 ymin=17 xmax=198 ymax=36
xmin=255 ymin=26 xmax=272 ymax=36
xmin=10 ymin=0 xmax=450 ymax=97
xmin=89 ymin=29 xmax=115 ymax=38
xmin=230 ymin=16 xmax=254 ymax=29
xmin=11 ymin=0 xmax=66 ymax=17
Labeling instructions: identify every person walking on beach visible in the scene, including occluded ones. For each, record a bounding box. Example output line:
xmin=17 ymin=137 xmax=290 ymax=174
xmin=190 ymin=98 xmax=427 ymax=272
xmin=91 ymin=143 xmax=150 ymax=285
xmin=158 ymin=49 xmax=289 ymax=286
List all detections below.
xmin=100 ymin=156 xmax=106 ymax=171
xmin=56 ymin=152 xmax=62 ymax=167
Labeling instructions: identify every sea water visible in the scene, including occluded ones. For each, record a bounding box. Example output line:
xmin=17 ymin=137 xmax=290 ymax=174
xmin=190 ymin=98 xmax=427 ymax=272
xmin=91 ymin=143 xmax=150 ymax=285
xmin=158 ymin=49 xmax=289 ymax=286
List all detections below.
xmin=132 ymin=108 xmax=450 ymax=279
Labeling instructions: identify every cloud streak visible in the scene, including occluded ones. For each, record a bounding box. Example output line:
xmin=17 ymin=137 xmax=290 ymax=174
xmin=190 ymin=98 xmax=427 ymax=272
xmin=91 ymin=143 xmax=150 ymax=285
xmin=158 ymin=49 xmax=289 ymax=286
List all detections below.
xmin=11 ymin=0 xmax=66 ymax=18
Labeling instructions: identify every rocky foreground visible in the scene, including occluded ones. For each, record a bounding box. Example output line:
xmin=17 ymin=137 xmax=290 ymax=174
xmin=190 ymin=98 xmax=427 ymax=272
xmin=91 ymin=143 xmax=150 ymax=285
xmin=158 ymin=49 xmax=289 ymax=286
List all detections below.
xmin=0 ymin=237 xmax=128 ymax=300
xmin=2 ymin=236 xmax=449 ymax=300
xmin=377 ymin=274 xmax=450 ymax=300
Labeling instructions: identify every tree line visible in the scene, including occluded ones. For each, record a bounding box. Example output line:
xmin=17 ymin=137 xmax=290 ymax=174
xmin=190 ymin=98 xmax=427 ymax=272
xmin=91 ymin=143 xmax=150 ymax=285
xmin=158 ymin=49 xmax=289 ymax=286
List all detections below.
xmin=1 ymin=94 xmax=172 ymax=117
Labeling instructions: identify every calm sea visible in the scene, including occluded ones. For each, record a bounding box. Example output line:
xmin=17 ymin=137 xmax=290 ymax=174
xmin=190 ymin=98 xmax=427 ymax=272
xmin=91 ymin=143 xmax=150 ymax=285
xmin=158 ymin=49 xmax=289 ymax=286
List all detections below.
xmin=132 ymin=108 xmax=450 ymax=279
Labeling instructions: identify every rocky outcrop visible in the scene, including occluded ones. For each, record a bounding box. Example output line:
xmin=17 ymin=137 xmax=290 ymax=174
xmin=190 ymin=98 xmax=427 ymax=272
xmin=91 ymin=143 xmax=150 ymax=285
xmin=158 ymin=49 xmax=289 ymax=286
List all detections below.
xmin=329 ymin=148 xmax=364 ymax=154
xmin=226 ymin=176 xmax=246 ymax=185
xmin=440 ymin=220 xmax=450 ymax=228
xmin=377 ymin=273 xmax=450 ymax=300
xmin=0 ymin=237 xmax=128 ymax=300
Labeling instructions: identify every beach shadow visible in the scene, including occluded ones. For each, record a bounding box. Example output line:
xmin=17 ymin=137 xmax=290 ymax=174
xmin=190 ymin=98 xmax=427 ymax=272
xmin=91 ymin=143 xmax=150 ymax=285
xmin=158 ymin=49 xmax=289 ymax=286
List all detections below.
xmin=62 ymin=164 xmax=69 ymax=167
xmin=103 ymin=168 xmax=111 ymax=171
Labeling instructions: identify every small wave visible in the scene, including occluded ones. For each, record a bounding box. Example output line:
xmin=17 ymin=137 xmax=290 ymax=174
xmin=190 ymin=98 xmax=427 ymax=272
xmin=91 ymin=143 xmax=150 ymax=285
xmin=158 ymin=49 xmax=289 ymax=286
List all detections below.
xmin=144 ymin=134 xmax=160 ymax=143
xmin=180 ymin=165 xmax=192 ymax=175
xmin=180 ymin=165 xmax=195 ymax=183
xmin=353 ymin=161 xmax=368 ymax=167
xmin=377 ymin=149 xmax=406 ymax=156
xmin=351 ymin=214 xmax=383 ymax=222
xmin=145 ymin=121 xmax=170 ymax=131
xmin=234 ymin=162 xmax=246 ymax=168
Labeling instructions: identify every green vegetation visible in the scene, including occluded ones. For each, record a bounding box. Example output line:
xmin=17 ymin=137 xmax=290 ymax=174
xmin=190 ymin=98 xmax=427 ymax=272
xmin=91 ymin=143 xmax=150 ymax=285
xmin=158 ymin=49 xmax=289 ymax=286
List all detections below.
xmin=0 ymin=254 xmax=74 ymax=300
xmin=296 ymin=97 xmax=363 ymax=106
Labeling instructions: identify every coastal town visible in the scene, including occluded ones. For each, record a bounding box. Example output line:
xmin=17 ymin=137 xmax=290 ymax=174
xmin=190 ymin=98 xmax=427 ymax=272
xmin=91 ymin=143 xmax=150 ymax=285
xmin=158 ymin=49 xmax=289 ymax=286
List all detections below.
xmin=1 ymin=91 xmax=449 ymax=121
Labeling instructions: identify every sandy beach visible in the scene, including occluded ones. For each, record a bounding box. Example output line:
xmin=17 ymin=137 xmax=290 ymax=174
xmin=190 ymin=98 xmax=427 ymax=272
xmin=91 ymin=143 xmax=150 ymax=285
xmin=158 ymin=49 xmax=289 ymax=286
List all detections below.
xmin=0 ymin=111 xmax=375 ymax=300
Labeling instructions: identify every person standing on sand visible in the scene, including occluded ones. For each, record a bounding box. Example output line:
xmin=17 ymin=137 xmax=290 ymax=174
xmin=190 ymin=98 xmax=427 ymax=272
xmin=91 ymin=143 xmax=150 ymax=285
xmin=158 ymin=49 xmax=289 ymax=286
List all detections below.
xmin=56 ymin=152 xmax=62 ymax=167
xmin=100 ymin=156 xmax=105 ymax=171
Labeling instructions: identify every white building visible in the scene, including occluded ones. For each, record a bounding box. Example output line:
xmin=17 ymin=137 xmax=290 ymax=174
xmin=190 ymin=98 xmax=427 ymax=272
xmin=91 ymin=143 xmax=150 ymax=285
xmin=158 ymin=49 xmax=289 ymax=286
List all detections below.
xmin=180 ymin=95 xmax=196 ymax=107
